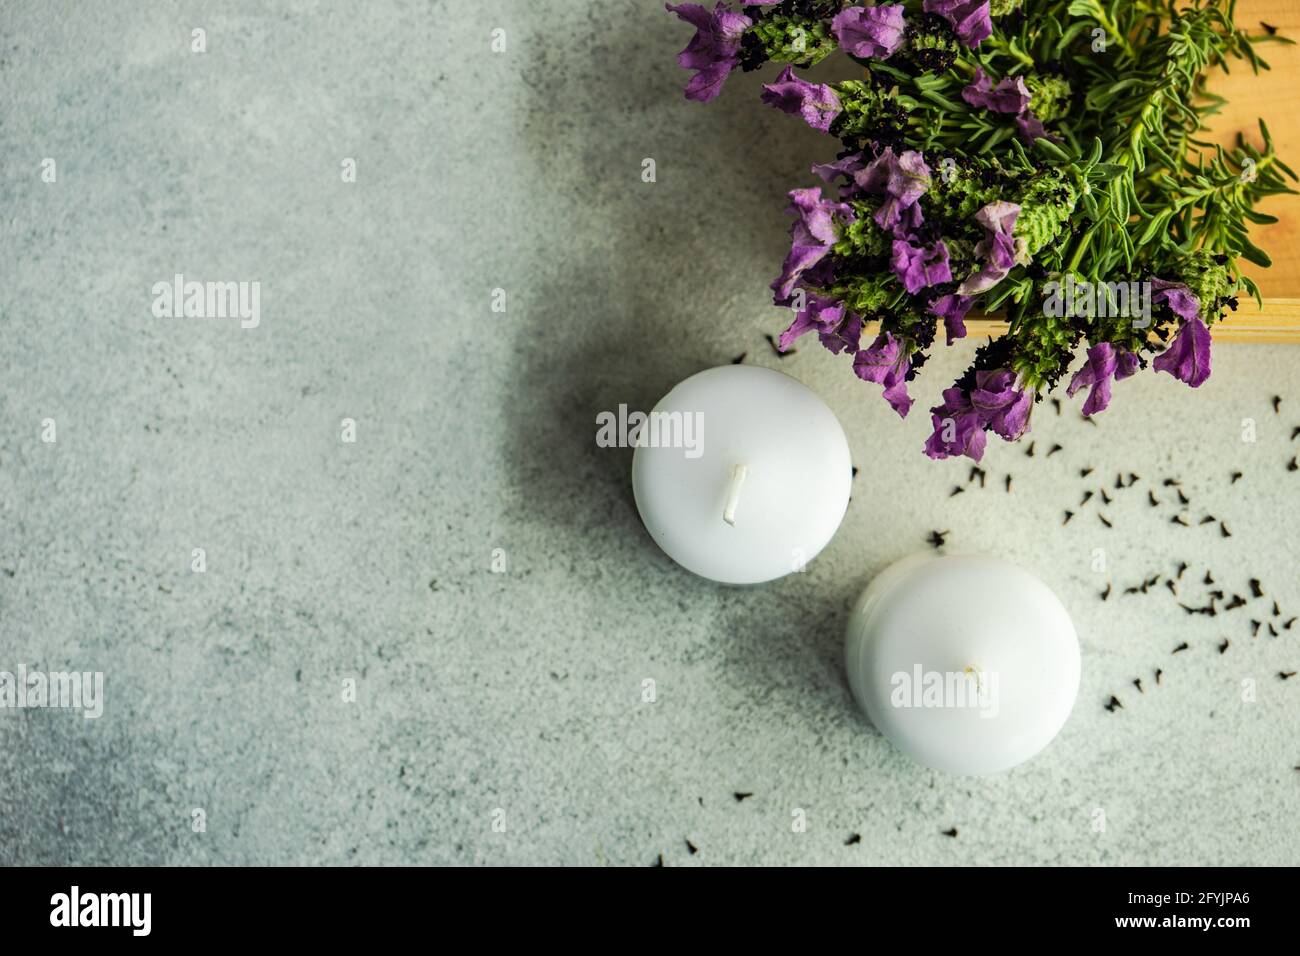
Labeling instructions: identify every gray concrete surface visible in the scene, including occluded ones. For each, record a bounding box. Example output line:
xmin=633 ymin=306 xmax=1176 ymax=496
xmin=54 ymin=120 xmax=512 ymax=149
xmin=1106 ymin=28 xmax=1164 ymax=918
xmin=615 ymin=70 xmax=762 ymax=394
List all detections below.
xmin=0 ymin=0 xmax=1297 ymax=866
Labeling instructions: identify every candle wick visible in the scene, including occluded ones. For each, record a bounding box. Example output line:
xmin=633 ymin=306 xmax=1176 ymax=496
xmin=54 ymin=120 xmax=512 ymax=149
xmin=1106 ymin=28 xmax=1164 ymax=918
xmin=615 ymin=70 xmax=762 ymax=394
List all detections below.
xmin=722 ymin=464 xmax=748 ymax=527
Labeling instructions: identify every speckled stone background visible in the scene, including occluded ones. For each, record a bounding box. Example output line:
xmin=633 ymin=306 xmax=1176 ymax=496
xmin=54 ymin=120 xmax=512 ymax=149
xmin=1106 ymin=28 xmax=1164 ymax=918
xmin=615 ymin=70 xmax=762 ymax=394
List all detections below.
xmin=1 ymin=0 xmax=1297 ymax=866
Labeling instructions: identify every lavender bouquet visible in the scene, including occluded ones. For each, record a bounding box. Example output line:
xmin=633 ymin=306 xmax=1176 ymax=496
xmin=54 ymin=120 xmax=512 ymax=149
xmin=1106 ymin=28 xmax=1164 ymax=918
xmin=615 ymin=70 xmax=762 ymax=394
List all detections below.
xmin=666 ymin=0 xmax=1295 ymax=460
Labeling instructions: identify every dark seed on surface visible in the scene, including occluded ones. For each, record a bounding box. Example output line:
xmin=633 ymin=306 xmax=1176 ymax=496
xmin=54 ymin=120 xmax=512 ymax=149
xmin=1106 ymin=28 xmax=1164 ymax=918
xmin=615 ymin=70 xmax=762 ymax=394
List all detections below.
xmin=1051 ymin=398 xmax=1061 ymax=415
xmin=950 ymin=486 xmax=964 ymax=497
xmin=1230 ymin=471 xmax=1243 ymax=483
xmin=1115 ymin=474 xmax=1124 ymax=489
xmin=1163 ymin=479 xmax=1181 ymax=487
xmin=1100 ymin=584 xmax=1111 ymax=601
xmin=1133 ymin=678 xmax=1143 ymax=693
xmin=1220 ymin=521 xmax=1232 ymax=538
xmin=942 ymin=828 xmax=959 ymax=837
xmin=845 ymin=833 xmax=862 ymax=845
xmin=731 ymin=353 xmax=747 ymax=364
xmin=1105 ymin=696 xmax=1122 ymax=712
xmin=652 ymin=855 xmax=663 ymax=867
xmin=1005 ymin=475 xmax=1012 ymax=493
xmin=686 ymin=839 xmax=698 ymax=855
xmin=1177 ymin=489 xmax=1189 ymax=505
xmin=1101 ymin=490 xmax=1113 ymax=505
xmin=1170 ymin=515 xmax=1188 ymax=526
xmin=1280 ymin=671 xmax=1296 ymax=680
xmin=1080 ymin=468 xmax=1094 ymax=478
xmin=1225 ymin=595 xmax=1246 ymax=610
xmin=1250 ymin=579 xmax=1264 ymax=598
xmin=1025 ymin=441 xmax=1036 ymax=457
xmin=1251 ymin=620 xmax=1261 ymax=636
xmin=1099 ymin=514 xmax=1112 ymax=528
xmin=1155 ymin=669 xmax=1163 ymax=685
xmin=1047 ymin=443 xmax=1062 ymax=457
xmin=734 ymin=792 xmax=753 ymax=802
xmin=1176 ymin=562 xmax=1187 ymax=579
xmin=927 ymin=530 xmax=948 ymax=549
xmin=1165 ymin=580 xmax=1177 ymax=596
xmin=1218 ymin=639 xmax=1230 ymax=654
xmin=1284 ymin=618 xmax=1297 ymax=630
xmin=1272 ymin=395 xmax=1282 ymax=414
xmin=1173 ymin=642 xmax=1189 ymax=654
xmin=1273 ymin=601 xmax=1280 ymax=617
xmin=1081 ymin=491 xmax=1094 ymax=505
xmin=1204 ymin=571 xmax=1215 ymax=585
xmin=852 ymin=466 xmax=859 ymax=478
xmin=764 ymin=334 xmax=790 ymax=357
xmin=1063 ymin=511 xmax=1074 ymax=525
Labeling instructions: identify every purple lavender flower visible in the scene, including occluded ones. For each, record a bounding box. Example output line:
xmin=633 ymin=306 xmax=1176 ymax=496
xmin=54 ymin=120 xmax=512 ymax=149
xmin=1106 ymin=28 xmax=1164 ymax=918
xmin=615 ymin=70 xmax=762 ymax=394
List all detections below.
xmin=777 ymin=292 xmax=845 ymax=351
xmin=1153 ymin=316 xmax=1212 ymax=388
xmin=761 ymin=66 xmax=842 ymax=132
xmin=1014 ymin=111 xmax=1053 ymax=144
xmin=1151 ymin=279 xmax=1201 ymax=323
xmin=771 ymin=187 xmax=854 ymax=301
xmin=832 ymin=5 xmax=907 ymax=60
xmin=922 ymin=0 xmax=992 ymax=48
xmin=929 ymin=293 xmax=974 ymax=345
xmin=924 ymin=387 xmax=988 ymax=461
xmin=855 ymin=147 xmax=931 ymax=236
xmin=971 ymin=369 xmax=1033 ymax=441
xmin=820 ymin=312 xmax=864 ymax=355
xmin=891 ymin=238 xmax=952 ymax=294
xmin=812 ymin=152 xmax=865 ymax=186
xmin=853 ymin=331 xmax=914 ymax=417
xmin=961 ymin=68 xmax=1031 ymax=114
xmin=1066 ymin=342 xmax=1140 ymax=417
xmin=666 ymin=2 xmax=752 ymax=103
xmin=957 ymin=200 xmax=1023 ymax=295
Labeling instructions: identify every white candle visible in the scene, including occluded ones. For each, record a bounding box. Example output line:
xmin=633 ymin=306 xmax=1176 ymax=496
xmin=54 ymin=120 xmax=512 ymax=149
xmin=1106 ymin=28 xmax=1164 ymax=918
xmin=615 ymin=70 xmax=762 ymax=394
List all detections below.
xmin=631 ymin=365 xmax=852 ymax=585
xmin=845 ymin=554 xmax=1080 ymax=775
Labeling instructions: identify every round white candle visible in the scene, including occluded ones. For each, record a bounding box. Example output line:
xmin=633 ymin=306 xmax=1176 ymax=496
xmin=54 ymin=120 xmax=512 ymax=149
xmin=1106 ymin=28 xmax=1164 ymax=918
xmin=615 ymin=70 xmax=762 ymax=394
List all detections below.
xmin=845 ymin=554 xmax=1080 ymax=775
xmin=631 ymin=365 xmax=852 ymax=585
